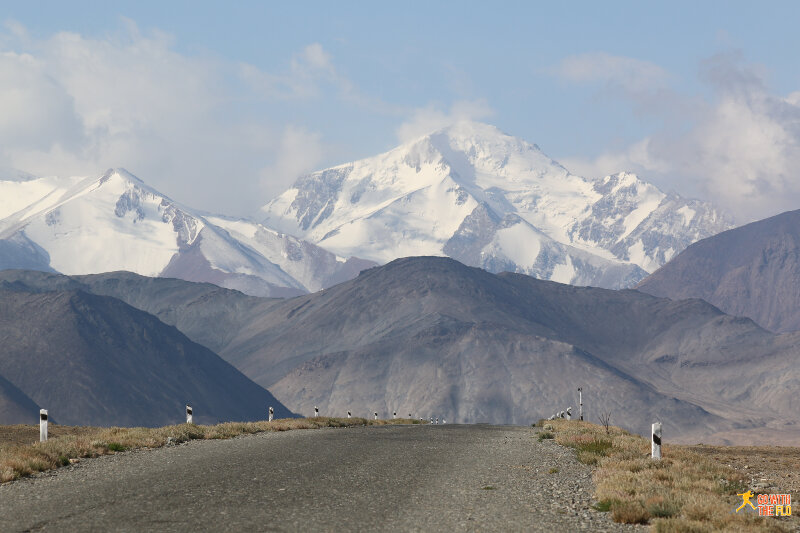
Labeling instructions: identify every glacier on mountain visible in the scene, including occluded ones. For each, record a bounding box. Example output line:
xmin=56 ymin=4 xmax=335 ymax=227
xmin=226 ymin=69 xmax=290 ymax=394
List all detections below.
xmin=0 ymin=168 xmax=374 ymax=296
xmin=262 ymin=121 xmax=732 ymax=288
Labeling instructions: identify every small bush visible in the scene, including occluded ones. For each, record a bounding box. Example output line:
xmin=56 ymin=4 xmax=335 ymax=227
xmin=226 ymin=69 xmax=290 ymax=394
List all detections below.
xmin=548 ymin=467 xmax=559 ymax=474
xmin=107 ymin=442 xmax=126 ymax=452
xmin=611 ymin=500 xmax=650 ymax=524
xmin=538 ymin=431 xmax=554 ymax=441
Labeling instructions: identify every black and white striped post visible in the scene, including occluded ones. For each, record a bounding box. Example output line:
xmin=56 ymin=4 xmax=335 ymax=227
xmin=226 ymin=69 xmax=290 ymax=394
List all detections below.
xmin=652 ymin=422 xmax=662 ymax=460
xmin=314 ymin=406 xmax=319 ymax=418
xmin=347 ymin=411 xmax=351 ymax=419
xmin=39 ymin=409 xmax=48 ymax=442
xmin=374 ymin=412 xmax=378 ymax=420
xmin=435 ymin=417 xmax=439 ymax=425
xmin=186 ymin=405 xmax=193 ymax=424
xmin=268 ymin=406 xmax=274 ymax=422
xmin=578 ymin=387 xmax=583 ymax=421
xmin=393 ymin=412 xmax=396 ymax=419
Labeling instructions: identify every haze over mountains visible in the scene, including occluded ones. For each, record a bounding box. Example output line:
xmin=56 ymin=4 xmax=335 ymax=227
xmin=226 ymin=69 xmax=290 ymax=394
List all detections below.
xmin=638 ymin=209 xmax=800 ymax=334
xmin=4 ymin=258 xmax=799 ymax=444
xmin=263 ymin=122 xmax=731 ymax=288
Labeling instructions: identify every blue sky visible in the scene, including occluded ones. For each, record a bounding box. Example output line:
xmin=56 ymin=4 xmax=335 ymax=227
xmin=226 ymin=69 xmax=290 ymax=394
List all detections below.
xmin=2 ymin=1 xmax=799 ymax=220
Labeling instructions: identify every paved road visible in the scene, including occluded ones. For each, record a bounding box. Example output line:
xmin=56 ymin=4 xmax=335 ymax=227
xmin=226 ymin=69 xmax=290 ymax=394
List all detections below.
xmin=0 ymin=424 xmax=634 ymax=532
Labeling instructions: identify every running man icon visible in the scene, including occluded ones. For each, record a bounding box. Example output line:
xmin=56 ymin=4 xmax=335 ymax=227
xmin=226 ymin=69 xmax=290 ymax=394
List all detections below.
xmin=736 ymin=491 xmax=757 ymax=512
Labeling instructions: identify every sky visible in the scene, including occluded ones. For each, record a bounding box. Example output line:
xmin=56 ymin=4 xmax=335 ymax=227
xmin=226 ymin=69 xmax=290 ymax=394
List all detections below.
xmin=1 ymin=1 xmax=799 ymax=222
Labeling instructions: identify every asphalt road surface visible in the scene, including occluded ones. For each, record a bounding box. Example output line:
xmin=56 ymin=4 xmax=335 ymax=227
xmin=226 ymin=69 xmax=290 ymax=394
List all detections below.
xmin=0 ymin=424 xmax=636 ymax=532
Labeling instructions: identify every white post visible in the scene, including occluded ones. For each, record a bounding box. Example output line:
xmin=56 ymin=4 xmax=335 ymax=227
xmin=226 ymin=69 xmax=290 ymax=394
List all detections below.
xmin=374 ymin=412 xmax=378 ymax=420
xmin=268 ymin=406 xmax=274 ymax=422
xmin=39 ymin=409 xmax=48 ymax=442
xmin=314 ymin=406 xmax=319 ymax=418
xmin=566 ymin=406 xmax=572 ymax=420
xmin=651 ymin=422 xmax=662 ymax=460
xmin=578 ymin=388 xmax=583 ymax=421
xmin=393 ymin=412 xmax=396 ymax=419
xmin=186 ymin=405 xmax=193 ymax=424
xmin=443 ymin=418 xmax=446 ymax=424
xmin=347 ymin=411 xmax=351 ymax=419
xmin=435 ymin=417 xmax=439 ymax=425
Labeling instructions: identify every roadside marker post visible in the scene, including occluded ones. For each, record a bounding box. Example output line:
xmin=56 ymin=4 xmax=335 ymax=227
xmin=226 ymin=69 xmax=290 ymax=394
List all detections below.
xmin=393 ymin=412 xmax=396 ymax=419
xmin=652 ymin=422 xmax=662 ymax=460
xmin=435 ymin=417 xmax=439 ymax=425
xmin=347 ymin=411 xmax=351 ymax=419
xmin=578 ymin=388 xmax=583 ymax=421
xmin=566 ymin=406 xmax=572 ymax=420
xmin=314 ymin=406 xmax=319 ymax=418
xmin=268 ymin=406 xmax=274 ymax=422
xmin=39 ymin=409 xmax=48 ymax=442
xmin=374 ymin=412 xmax=378 ymax=420
xmin=186 ymin=405 xmax=193 ymax=424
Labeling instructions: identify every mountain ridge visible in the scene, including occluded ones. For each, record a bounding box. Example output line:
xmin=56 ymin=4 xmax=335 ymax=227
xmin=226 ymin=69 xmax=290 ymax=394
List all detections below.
xmin=0 ymin=168 xmax=375 ymax=297
xmin=262 ymin=121 xmax=731 ymax=289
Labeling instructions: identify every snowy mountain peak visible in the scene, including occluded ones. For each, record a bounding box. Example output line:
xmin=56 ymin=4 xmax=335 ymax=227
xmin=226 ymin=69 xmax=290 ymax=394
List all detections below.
xmin=0 ymin=168 xmax=375 ymax=296
xmin=262 ymin=123 xmax=732 ymax=288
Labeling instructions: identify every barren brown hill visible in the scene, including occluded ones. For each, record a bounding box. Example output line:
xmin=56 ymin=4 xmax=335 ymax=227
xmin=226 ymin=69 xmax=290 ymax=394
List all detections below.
xmin=637 ymin=209 xmax=800 ymax=333
xmin=0 ymin=288 xmax=293 ymax=426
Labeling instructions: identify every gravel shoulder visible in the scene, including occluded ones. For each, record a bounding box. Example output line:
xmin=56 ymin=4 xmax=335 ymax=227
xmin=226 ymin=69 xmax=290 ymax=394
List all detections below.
xmin=0 ymin=424 xmax=640 ymax=532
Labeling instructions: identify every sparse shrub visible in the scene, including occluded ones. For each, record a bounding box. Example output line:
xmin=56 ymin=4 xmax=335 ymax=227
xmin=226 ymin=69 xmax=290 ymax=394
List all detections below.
xmin=611 ymin=500 xmax=650 ymax=524
xmin=644 ymin=495 xmax=681 ymax=518
xmin=548 ymin=467 xmax=559 ymax=474
xmin=538 ymin=431 xmax=554 ymax=441
xmin=107 ymin=442 xmax=126 ymax=452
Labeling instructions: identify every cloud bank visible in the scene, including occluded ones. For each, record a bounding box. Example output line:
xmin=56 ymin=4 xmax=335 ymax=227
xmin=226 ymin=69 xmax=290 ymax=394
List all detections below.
xmin=559 ymin=51 xmax=800 ymax=222
xmin=0 ymin=21 xmax=357 ymax=216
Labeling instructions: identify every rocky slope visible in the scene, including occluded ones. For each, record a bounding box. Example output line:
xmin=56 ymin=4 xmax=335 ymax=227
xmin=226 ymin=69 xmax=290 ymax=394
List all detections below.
xmin=0 ymin=286 xmax=293 ymax=426
xmin=6 ymin=259 xmax=798 ymax=442
xmin=637 ymin=209 xmax=800 ymax=333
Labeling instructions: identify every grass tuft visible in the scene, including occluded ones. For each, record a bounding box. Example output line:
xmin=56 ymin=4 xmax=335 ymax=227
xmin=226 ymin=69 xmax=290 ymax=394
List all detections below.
xmin=545 ymin=419 xmax=789 ymax=531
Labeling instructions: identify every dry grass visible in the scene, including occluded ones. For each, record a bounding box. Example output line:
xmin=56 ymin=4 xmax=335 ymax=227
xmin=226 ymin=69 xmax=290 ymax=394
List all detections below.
xmin=541 ymin=419 xmax=791 ymax=532
xmin=0 ymin=417 xmax=420 ymax=484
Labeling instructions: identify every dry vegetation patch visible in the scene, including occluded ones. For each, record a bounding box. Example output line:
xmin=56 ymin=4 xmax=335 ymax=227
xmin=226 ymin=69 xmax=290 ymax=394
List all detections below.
xmin=541 ymin=419 xmax=793 ymax=532
xmin=0 ymin=417 xmax=421 ymax=484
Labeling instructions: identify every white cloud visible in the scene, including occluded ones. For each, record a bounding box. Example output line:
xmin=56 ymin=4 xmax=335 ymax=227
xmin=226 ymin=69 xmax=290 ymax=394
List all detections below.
xmin=259 ymin=125 xmax=326 ymax=195
xmin=395 ymin=99 xmax=494 ymax=142
xmin=239 ymin=42 xmax=352 ymax=100
xmin=560 ymin=138 xmax=668 ymax=181
xmin=560 ymin=51 xmax=800 ymax=222
xmin=559 ymin=52 xmax=670 ymax=94
xmin=0 ymin=22 xmax=352 ymax=216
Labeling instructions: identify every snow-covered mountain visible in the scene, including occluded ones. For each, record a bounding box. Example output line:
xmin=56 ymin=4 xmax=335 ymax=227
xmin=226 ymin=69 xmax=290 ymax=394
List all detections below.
xmin=0 ymin=168 xmax=374 ymax=296
xmin=262 ymin=121 xmax=732 ymax=288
